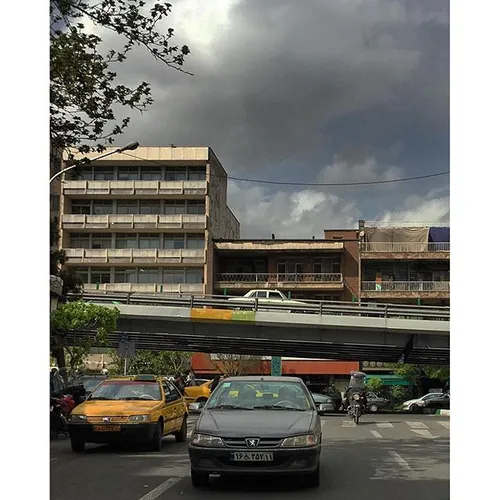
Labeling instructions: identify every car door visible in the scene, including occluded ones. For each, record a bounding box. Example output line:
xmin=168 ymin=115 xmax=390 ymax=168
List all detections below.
xmin=165 ymin=380 xmax=186 ymax=432
xmin=161 ymin=381 xmax=179 ymax=434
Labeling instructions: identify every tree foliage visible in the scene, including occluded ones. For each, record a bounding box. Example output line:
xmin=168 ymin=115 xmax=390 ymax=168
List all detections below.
xmin=109 ymin=349 xmax=191 ymax=375
xmin=366 ymin=377 xmax=384 ymax=395
xmin=50 ymin=0 xmax=190 ymax=156
xmin=215 ymin=354 xmax=263 ymax=376
xmin=390 ymin=364 xmax=450 ymax=385
xmin=51 ymin=301 xmax=120 ymax=371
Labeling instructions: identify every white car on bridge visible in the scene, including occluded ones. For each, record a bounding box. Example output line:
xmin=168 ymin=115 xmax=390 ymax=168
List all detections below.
xmin=226 ymin=289 xmax=308 ymax=312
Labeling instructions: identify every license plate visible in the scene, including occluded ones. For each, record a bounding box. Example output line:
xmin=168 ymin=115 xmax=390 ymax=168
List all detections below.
xmin=230 ymin=452 xmax=273 ymax=461
xmin=93 ymin=425 xmax=121 ymax=432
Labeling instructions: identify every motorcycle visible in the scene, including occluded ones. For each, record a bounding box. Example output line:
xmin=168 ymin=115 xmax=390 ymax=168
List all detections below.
xmin=50 ymin=397 xmax=68 ymax=438
xmin=50 ymin=384 xmax=85 ymax=438
xmin=347 ymin=391 xmax=364 ymax=425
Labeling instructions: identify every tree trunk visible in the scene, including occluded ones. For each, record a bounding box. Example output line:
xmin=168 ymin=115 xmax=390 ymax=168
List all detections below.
xmin=51 ymin=334 xmax=68 ymax=384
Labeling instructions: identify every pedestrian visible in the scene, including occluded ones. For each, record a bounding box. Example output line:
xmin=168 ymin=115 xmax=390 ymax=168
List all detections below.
xmin=211 ymin=374 xmax=221 ymax=391
xmin=50 ymin=367 xmax=64 ymax=395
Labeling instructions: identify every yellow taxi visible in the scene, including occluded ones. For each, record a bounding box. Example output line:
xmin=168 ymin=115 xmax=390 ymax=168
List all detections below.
xmin=184 ymin=379 xmax=213 ymax=404
xmin=67 ymin=375 xmax=188 ymax=452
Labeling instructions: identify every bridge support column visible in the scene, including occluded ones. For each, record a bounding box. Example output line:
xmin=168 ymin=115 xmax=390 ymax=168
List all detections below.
xmin=271 ymin=356 xmax=282 ymax=376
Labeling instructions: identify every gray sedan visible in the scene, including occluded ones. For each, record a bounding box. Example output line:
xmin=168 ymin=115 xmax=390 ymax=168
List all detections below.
xmin=188 ymin=376 xmax=322 ymax=488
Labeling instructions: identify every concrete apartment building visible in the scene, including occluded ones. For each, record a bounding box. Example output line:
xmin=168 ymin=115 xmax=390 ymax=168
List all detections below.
xmin=58 ymin=146 xmax=239 ymax=295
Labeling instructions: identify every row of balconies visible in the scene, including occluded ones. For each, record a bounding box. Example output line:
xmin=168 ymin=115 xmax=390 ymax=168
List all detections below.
xmin=82 ymin=283 xmax=205 ymax=294
xmin=64 ymin=248 xmax=205 ymax=265
xmin=61 ymin=214 xmax=206 ymax=230
xmin=62 ymin=180 xmax=207 ymax=197
xmin=360 ymin=242 xmax=450 ymax=254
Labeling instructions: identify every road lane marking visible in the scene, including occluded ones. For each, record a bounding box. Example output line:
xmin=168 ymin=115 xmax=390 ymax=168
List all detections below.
xmin=438 ymin=421 xmax=450 ymax=429
xmin=341 ymin=420 xmax=356 ymax=427
xmin=371 ymin=430 xmax=383 ymax=438
xmin=406 ymin=421 xmax=428 ymax=429
xmin=376 ymin=422 xmax=393 ymax=428
xmin=136 ymin=477 xmax=182 ymax=500
xmin=410 ymin=429 xmax=435 ymax=438
xmin=388 ymin=450 xmax=411 ymax=470
xmin=321 ymin=420 xmax=326 ymax=427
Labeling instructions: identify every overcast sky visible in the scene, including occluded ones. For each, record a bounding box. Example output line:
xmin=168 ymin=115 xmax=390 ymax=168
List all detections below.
xmin=98 ymin=0 xmax=450 ymax=238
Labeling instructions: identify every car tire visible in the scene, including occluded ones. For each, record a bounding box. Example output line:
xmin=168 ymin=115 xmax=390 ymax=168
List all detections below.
xmin=369 ymin=404 xmax=378 ymax=413
xmin=410 ymin=404 xmax=421 ymax=414
xmin=191 ymin=468 xmax=210 ymax=488
xmin=150 ymin=421 xmax=163 ymax=451
xmin=174 ymin=416 xmax=188 ymax=443
xmin=304 ymin=466 xmax=320 ymax=488
xmin=70 ymin=437 xmax=85 ymax=452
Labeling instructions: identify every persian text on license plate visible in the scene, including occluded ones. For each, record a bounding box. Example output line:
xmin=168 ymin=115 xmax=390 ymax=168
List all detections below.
xmin=93 ymin=425 xmax=121 ymax=432
xmin=230 ymin=452 xmax=273 ymax=461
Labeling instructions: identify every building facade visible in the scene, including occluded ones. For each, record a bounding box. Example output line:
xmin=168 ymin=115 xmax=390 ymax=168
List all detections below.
xmin=58 ymin=146 xmax=240 ymax=295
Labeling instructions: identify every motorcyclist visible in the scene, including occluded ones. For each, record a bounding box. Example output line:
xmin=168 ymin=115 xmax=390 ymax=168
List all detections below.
xmin=325 ymin=384 xmax=342 ymax=410
xmin=50 ymin=367 xmax=65 ymax=395
xmin=343 ymin=371 xmax=367 ymax=411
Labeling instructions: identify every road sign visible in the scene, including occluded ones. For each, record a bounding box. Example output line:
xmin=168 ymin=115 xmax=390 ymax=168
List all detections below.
xmin=118 ymin=341 xmax=135 ymax=359
xmin=271 ymin=356 xmax=282 ymax=376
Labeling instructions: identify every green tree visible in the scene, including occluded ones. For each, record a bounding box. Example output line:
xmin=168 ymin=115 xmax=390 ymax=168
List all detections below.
xmin=109 ymin=350 xmax=191 ymax=376
xmin=366 ymin=377 xmax=384 ymax=395
xmin=51 ymin=301 xmax=120 ymax=378
xmin=50 ymin=0 xmax=190 ymax=156
xmin=390 ymin=364 xmax=449 ymax=396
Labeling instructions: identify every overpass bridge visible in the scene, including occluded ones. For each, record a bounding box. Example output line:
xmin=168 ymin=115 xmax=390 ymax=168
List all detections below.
xmin=68 ymin=293 xmax=450 ymax=365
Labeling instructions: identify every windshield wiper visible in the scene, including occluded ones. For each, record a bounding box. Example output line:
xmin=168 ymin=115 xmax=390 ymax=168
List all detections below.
xmin=254 ymin=405 xmax=307 ymax=411
xmin=210 ymin=404 xmax=253 ymax=410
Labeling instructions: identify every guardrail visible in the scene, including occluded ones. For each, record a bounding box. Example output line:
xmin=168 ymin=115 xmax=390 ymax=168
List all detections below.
xmin=216 ymin=273 xmax=343 ymax=283
xmin=362 ymin=281 xmax=450 ymax=292
xmin=70 ymin=292 xmax=450 ymax=321
xmin=64 ymin=248 xmax=205 ymax=264
xmin=360 ymin=242 xmax=450 ymax=252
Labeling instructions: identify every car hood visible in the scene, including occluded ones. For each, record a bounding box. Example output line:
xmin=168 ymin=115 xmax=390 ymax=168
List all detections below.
xmin=197 ymin=410 xmax=314 ymax=437
xmin=402 ymin=398 xmax=420 ymax=405
xmin=75 ymin=400 xmax=163 ymax=416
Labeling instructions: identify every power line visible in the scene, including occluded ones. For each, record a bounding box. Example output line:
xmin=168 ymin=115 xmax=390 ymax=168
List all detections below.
xmin=121 ymin=151 xmax=449 ymax=187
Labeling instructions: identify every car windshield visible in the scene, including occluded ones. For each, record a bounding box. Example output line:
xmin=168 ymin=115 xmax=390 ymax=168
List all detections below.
xmin=422 ymin=393 xmax=442 ymax=401
xmin=205 ymin=380 xmax=313 ymax=411
xmin=88 ymin=380 xmax=162 ymax=400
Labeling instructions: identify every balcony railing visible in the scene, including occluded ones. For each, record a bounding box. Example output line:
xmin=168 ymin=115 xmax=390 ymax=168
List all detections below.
xmin=82 ymin=283 xmax=204 ymax=294
xmin=62 ymin=180 xmax=207 ymax=196
xmin=360 ymin=242 xmax=450 ymax=252
xmin=361 ymin=281 xmax=450 ymax=292
xmin=64 ymin=248 xmax=205 ymax=264
xmin=217 ymin=273 xmax=343 ymax=283
xmin=61 ymin=214 xmax=206 ymax=230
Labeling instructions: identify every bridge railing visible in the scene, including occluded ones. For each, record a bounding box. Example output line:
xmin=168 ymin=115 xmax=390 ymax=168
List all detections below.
xmin=72 ymin=292 xmax=450 ymax=321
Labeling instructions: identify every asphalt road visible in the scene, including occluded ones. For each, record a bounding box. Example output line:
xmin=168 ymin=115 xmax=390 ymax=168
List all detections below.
xmin=50 ymin=413 xmax=449 ymax=500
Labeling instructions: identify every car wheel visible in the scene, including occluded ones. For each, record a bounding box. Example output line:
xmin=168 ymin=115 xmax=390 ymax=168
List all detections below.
xmin=70 ymin=437 xmax=85 ymax=452
xmin=174 ymin=416 xmax=188 ymax=443
xmin=369 ymin=404 xmax=378 ymax=413
xmin=150 ymin=421 xmax=163 ymax=451
xmin=410 ymin=404 xmax=421 ymax=414
xmin=304 ymin=465 xmax=320 ymax=488
xmin=191 ymin=468 xmax=210 ymax=488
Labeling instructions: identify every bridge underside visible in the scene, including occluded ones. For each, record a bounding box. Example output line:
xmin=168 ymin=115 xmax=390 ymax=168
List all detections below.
xmin=67 ymin=316 xmax=450 ymax=365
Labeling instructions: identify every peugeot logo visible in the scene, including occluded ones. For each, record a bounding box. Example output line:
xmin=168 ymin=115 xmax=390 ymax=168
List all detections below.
xmin=103 ymin=417 xmax=112 ymax=423
xmin=245 ymin=438 xmax=260 ymax=448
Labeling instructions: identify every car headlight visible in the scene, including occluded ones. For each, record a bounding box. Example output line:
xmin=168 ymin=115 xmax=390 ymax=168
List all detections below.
xmin=191 ymin=433 xmax=224 ymax=447
xmin=69 ymin=414 xmax=87 ymax=423
xmin=281 ymin=434 xmax=319 ymax=447
xmin=128 ymin=414 xmax=151 ymax=422
xmin=353 ymin=394 xmax=360 ymax=401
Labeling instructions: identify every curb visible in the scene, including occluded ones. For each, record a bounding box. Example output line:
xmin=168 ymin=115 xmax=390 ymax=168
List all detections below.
xmin=436 ymin=409 xmax=450 ymax=416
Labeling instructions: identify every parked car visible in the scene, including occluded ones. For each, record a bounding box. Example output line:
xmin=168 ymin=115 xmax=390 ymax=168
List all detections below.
xmin=70 ymin=374 xmax=107 ymax=397
xmin=311 ymin=392 xmax=336 ymax=415
xmin=188 ymin=376 xmax=322 ymax=488
xmin=401 ymin=392 xmax=446 ymax=413
xmin=422 ymin=391 xmax=450 ymax=411
xmin=184 ymin=379 xmax=213 ymax=405
xmin=227 ymin=290 xmax=308 ymax=312
xmin=366 ymin=392 xmax=390 ymax=413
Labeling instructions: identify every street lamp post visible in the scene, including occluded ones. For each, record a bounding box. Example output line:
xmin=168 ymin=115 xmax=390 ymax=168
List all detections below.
xmin=49 ymin=141 xmax=139 ymax=184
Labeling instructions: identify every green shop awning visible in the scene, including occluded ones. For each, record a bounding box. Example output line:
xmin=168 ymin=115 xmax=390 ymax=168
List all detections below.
xmin=366 ymin=374 xmax=411 ymax=386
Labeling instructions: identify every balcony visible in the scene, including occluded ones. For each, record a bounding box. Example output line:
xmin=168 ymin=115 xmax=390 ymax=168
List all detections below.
xmin=64 ymin=248 xmax=205 ymax=265
xmin=61 ymin=214 xmax=207 ymax=231
xmin=360 ymin=242 xmax=450 ymax=260
xmin=360 ymin=280 xmax=450 ymax=299
xmin=82 ymin=283 xmax=205 ymax=294
xmin=62 ymin=180 xmax=207 ymax=197
xmin=215 ymin=273 xmax=344 ymax=290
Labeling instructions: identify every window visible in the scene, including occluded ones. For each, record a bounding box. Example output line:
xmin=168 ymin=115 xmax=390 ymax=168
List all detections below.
xmin=91 ymin=234 xmax=112 ymax=249
xmin=71 ymin=200 xmax=91 ymax=215
xmin=256 ymin=291 xmax=267 ymax=298
xmin=115 ymin=234 xmax=138 ymax=249
xmin=69 ymin=233 xmax=90 ymax=248
xmin=187 ymin=167 xmax=206 ymax=181
xmin=164 ymin=268 xmax=185 ymax=284
xmin=137 ymin=268 xmax=159 ymax=283
xmin=94 ymin=168 xmax=115 ymax=180
xmin=92 ymin=200 xmax=114 ymax=215
xmin=116 ymin=200 xmax=138 ymax=214
xmin=187 ymin=200 xmax=205 ymax=215
xmin=164 ymin=200 xmax=186 ymax=214
xmin=79 ymin=168 xmax=93 ymax=180
xmin=165 ymin=168 xmax=187 ymax=181
xmin=90 ymin=268 xmax=111 ymax=284
xmin=164 ymin=234 xmax=185 ymax=249
xmin=138 ymin=234 xmax=160 ymax=249
xmin=72 ymin=267 xmax=89 ymax=283
xmin=114 ymin=268 xmax=136 ymax=283
xmin=139 ymin=200 xmax=161 ymax=214
xmin=186 ymin=269 xmax=204 ymax=284
xmin=117 ymin=167 xmax=139 ymax=180
xmin=269 ymin=291 xmax=284 ymax=299
xmin=186 ymin=234 xmax=205 ymax=249
xmin=141 ymin=168 xmax=162 ymax=180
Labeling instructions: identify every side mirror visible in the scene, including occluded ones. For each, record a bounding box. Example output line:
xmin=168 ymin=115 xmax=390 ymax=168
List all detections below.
xmin=189 ymin=402 xmax=202 ymax=413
